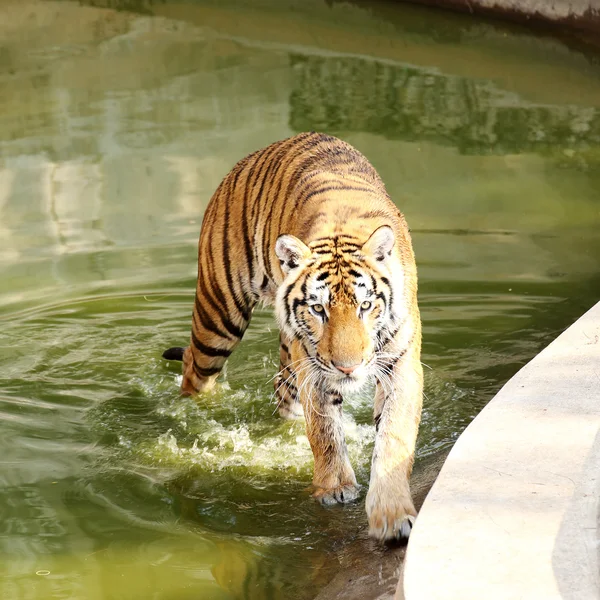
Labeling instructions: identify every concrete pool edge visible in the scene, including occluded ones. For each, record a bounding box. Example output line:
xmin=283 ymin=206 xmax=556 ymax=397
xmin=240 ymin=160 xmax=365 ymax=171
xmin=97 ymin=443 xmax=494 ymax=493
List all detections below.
xmin=401 ymin=301 xmax=600 ymax=599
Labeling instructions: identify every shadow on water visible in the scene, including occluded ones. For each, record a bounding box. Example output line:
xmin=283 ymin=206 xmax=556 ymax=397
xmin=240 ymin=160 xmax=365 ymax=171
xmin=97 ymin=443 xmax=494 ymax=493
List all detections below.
xmin=0 ymin=0 xmax=599 ymax=598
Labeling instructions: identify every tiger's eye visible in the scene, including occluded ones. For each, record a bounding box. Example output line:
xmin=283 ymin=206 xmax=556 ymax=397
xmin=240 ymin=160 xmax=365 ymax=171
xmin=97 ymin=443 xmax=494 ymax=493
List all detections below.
xmin=361 ymin=300 xmax=372 ymax=311
xmin=312 ymin=304 xmax=324 ymax=313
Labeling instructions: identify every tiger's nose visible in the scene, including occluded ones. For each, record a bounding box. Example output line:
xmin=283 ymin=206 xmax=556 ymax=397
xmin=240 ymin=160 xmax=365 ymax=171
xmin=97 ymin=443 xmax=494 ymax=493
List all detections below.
xmin=332 ymin=361 xmax=362 ymax=375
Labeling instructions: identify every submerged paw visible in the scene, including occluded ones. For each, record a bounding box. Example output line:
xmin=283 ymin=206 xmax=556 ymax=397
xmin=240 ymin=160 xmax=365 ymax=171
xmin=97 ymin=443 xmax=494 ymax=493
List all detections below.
xmin=370 ymin=513 xmax=415 ymax=544
xmin=367 ymin=501 xmax=417 ymax=543
xmin=313 ymin=482 xmax=361 ymax=506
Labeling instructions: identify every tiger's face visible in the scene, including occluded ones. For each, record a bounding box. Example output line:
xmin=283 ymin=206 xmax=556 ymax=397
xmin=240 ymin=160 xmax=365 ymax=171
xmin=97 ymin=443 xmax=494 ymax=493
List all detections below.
xmin=275 ymin=226 xmax=402 ymax=393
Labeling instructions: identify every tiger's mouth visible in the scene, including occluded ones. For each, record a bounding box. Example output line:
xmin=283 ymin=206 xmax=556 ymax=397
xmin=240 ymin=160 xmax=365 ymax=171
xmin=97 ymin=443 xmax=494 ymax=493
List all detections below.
xmin=323 ymin=358 xmax=374 ymax=393
xmin=330 ymin=374 xmax=369 ymax=394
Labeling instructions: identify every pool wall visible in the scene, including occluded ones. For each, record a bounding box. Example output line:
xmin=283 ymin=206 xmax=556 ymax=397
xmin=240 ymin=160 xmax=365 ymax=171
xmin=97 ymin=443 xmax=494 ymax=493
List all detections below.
xmin=402 ymin=301 xmax=600 ymax=599
xmin=400 ymin=1 xmax=600 ymax=41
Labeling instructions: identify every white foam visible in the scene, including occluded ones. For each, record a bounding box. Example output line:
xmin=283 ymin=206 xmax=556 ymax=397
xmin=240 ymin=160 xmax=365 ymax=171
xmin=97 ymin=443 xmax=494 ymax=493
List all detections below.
xmin=148 ymin=413 xmax=375 ymax=477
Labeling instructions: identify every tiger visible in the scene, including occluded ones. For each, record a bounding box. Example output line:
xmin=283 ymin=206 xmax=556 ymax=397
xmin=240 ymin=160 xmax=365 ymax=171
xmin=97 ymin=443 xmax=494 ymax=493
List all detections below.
xmin=162 ymin=132 xmax=423 ymax=542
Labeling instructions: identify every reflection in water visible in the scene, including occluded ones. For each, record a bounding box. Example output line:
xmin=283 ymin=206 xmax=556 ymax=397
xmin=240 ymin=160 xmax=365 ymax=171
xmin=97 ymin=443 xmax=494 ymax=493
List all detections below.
xmin=1 ymin=0 xmax=599 ymax=598
xmin=290 ymin=53 xmax=600 ymax=155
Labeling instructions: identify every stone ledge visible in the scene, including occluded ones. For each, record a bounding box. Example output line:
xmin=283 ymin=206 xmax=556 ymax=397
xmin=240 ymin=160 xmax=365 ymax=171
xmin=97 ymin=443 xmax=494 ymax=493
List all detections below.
xmin=399 ymin=1 xmax=600 ymax=44
xmin=402 ymin=301 xmax=600 ymax=599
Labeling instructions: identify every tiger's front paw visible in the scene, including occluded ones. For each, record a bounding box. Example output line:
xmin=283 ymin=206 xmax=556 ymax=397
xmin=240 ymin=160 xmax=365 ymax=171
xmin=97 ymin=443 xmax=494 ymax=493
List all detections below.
xmin=366 ymin=488 xmax=417 ymax=543
xmin=313 ymin=482 xmax=361 ymax=506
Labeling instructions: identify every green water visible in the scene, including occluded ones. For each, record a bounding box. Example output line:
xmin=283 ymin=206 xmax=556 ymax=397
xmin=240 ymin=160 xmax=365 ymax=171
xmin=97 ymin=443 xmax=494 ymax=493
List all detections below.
xmin=1 ymin=0 xmax=599 ymax=598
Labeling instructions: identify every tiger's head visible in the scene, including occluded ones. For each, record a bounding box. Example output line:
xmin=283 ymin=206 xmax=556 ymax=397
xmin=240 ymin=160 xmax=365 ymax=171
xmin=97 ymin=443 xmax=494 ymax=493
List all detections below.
xmin=275 ymin=226 xmax=404 ymax=393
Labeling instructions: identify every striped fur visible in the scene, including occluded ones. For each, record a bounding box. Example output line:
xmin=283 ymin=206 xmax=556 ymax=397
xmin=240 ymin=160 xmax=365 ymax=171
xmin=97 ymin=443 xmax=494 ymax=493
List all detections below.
xmin=164 ymin=133 xmax=423 ymax=542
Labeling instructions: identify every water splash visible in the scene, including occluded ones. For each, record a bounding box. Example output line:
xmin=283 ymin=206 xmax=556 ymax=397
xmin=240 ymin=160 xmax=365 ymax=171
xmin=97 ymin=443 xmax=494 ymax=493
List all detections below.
xmin=143 ymin=411 xmax=375 ymax=479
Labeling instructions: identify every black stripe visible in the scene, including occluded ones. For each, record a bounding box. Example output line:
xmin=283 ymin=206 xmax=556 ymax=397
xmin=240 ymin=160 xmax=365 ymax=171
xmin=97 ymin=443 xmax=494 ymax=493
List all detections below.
xmin=358 ymin=209 xmax=387 ymax=219
xmin=370 ymin=274 xmax=379 ymax=293
xmin=193 ymin=298 xmax=229 ymax=340
xmin=310 ymin=242 xmax=332 ymax=251
xmin=249 ymin=141 xmax=283 ymax=224
xmin=277 ymin=136 xmax=330 ymax=207
xmin=262 ymin=155 xmax=289 ymax=268
xmin=252 ymin=145 xmax=291 ymax=278
xmin=329 ymin=392 xmax=343 ymax=405
xmin=196 ymin=189 xmax=232 ymax=318
xmin=222 ymin=166 xmax=251 ymax=321
xmin=300 ymin=185 xmax=341 ymax=205
xmin=278 ymin=381 xmax=298 ymax=396
xmin=311 ymin=234 xmax=361 ymax=243
xmin=241 ymin=164 xmax=255 ymax=293
xmin=291 ymin=276 xmax=310 ymax=318
xmin=264 ymin=135 xmax=324 ymax=275
xmin=291 ymin=170 xmax=336 ymax=202
xmin=274 ymin=136 xmax=344 ymax=240
xmin=200 ymin=207 xmax=238 ymax=317
xmin=196 ymin=268 xmax=243 ymax=336
xmin=238 ymin=271 xmax=255 ymax=308
xmin=203 ymin=251 xmax=233 ymax=313
xmin=220 ymin=312 xmax=245 ymax=339
xmin=377 ymin=324 xmax=404 ymax=352
xmin=292 ymin=297 xmax=307 ymax=316
xmin=282 ymin=280 xmax=296 ymax=323
xmin=191 ymin=330 xmax=232 ymax=358
xmin=337 ymin=244 xmax=361 ymax=252
xmin=294 ymin=170 xmax=329 ymax=197
xmin=193 ymin=363 xmax=222 ymax=378
xmin=194 ymin=293 xmax=242 ymax=340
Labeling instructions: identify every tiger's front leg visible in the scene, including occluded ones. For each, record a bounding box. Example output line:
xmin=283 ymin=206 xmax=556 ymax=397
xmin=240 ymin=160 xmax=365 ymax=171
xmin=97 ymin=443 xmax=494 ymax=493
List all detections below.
xmin=292 ymin=341 xmax=360 ymax=505
xmin=273 ymin=331 xmax=303 ymax=420
xmin=366 ymin=342 xmax=423 ymax=542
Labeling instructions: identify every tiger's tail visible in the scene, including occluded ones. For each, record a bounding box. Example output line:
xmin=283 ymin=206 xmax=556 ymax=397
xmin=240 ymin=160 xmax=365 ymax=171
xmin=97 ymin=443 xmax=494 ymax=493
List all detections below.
xmin=162 ymin=347 xmax=185 ymax=361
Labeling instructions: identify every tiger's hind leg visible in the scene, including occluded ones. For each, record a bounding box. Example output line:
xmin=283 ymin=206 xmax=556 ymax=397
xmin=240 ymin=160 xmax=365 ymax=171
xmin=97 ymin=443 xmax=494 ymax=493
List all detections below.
xmin=274 ymin=331 xmax=304 ymax=419
xmin=179 ymin=275 xmax=254 ymax=395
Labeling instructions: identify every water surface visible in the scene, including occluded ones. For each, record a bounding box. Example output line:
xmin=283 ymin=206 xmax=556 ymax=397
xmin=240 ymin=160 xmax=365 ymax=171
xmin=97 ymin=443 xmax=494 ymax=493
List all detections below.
xmin=1 ymin=1 xmax=599 ymax=598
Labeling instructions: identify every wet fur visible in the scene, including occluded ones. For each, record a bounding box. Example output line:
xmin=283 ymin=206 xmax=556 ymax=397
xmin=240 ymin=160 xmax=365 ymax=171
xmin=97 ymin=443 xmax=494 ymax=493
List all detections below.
xmin=164 ymin=132 xmax=423 ymax=542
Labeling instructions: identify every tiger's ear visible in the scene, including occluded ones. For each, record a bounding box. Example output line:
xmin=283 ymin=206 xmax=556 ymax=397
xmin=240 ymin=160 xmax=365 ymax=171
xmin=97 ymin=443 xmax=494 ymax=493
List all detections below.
xmin=275 ymin=234 xmax=310 ymax=274
xmin=362 ymin=225 xmax=395 ymax=261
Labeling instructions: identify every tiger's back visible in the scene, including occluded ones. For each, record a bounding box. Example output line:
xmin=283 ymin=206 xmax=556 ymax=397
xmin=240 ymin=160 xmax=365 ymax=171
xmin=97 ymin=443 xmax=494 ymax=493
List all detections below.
xmin=166 ymin=132 xmax=423 ymax=542
xmin=180 ymin=132 xmax=417 ymax=394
